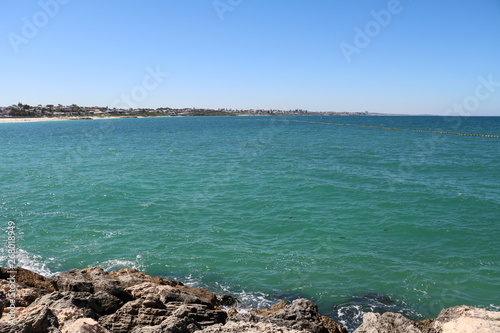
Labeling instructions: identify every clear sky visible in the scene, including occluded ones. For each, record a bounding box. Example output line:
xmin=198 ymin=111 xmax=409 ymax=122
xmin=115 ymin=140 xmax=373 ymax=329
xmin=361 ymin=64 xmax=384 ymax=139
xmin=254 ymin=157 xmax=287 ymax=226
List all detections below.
xmin=1 ymin=0 xmax=499 ymax=115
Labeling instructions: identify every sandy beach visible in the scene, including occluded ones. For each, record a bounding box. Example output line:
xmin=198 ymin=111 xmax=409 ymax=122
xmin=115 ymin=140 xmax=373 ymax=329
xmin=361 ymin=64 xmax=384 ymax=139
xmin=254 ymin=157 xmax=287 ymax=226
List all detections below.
xmin=0 ymin=116 xmax=134 ymax=124
xmin=0 ymin=117 xmax=87 ymax=123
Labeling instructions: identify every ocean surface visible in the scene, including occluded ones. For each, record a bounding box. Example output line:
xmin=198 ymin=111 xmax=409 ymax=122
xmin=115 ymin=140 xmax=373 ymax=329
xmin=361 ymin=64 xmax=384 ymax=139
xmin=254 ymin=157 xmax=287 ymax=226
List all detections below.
xmin=1 ymin=115 xmax=499 ymax=331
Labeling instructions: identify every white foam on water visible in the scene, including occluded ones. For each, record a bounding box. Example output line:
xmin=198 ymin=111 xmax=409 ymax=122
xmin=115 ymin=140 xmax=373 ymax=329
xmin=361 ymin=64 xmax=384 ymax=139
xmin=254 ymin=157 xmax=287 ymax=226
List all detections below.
xmin=330 ymin=293 xmax=425 ymax=332
xmin=334 ymin=304 xmax=365 ymax=332
xmin=97 ymin=254 xmax=144 ymax=272
xmin=229 ymin=290 xmax=276 ymax=313
xmin=213 ymin=281 xmax=276 ymax=311
xmin=487 ymin=304 xmax=500 ymax=311
xmin=179 ymin=275 xmax=276 ymax=312
xmin=0 ymin=248 xmax=59 ymax=278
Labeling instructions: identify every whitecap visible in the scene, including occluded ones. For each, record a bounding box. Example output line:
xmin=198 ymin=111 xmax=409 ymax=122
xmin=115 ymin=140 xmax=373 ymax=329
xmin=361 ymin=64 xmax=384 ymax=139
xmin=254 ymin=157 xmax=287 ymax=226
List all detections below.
xmin=97 ymin=254 xmax=144 ymax=272
xmin=0 ymin=248 xmax=59 ymax=278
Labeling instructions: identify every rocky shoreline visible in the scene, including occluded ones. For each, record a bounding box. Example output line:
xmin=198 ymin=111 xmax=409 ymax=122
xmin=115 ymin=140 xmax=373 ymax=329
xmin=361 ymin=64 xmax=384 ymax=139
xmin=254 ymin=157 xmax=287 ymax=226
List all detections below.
xmin=1 ymin=267 xmax=498 ymax=333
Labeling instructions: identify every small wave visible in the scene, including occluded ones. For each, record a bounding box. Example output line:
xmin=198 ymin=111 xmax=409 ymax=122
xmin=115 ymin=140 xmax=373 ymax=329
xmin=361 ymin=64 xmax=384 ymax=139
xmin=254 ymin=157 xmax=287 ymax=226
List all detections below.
xmin=229 ymin=290 xmax=276 ymax=312
xmin=487 ymin=304 xmax=500 ymax=311
xmin=331 ymin=293 xmax=423 ymax=332
xmin=0 ymin=248 xmax=59 ymax=278
xmin=181 ymin=277 xmax=276 ymax=311
xmin=213 ymin=282 xmax=276 ymax=311
xmin=181 ymin=274 xmax=201 ymax=288
xmin=97 ymin=255 xmax=144 ymax=272
xmin=93 ymin=230 xmax=122 ymax=238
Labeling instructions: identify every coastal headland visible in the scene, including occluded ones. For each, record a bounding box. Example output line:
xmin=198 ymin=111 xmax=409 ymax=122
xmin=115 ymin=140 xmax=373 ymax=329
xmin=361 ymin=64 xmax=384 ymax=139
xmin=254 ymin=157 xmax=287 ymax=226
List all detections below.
xmin=1 ymin=267 xmax=498 ymax=333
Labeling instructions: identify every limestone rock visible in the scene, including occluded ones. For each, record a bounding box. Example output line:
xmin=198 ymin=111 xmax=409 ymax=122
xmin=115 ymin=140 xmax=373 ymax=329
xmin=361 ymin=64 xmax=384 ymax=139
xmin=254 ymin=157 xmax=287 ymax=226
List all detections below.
xmin=92 ymin=291 xmax=123 ymax=315
xmin=0 ymin=280 xmax=40 ymax=308
xmin=107 ymin=268 xmax=183 ymax=289
xmin=4 ymin=267 xmax=497 ymax=333
xmin=0 ymin=297 xmax=3 ymax=320
xmin=15 ymin=287 xmax=41 ymax=307
xmin=353 ymin=312 xmax=423 ymax=333
xmin=199 ymin=321 xmax=306 ymax=332
xmin=353 ymin=305 xmax=500 ymax=333
xmin=431 ymin=305 xmax=500 ymax=333
xmin=124 ymin=282 xmax=202 ymax=305
xmin=0 ymin=268 xmax=55 ymax=293
xmin=54 ymin=268 xmax=126 ymax=301
xmin=322 ymin=316 xmax=349 ymax=333
xmin=267 ymin=298 xmax=346 ymax=333
xmin=53 ymin=270 xmax=94 ymax=294
xmin=0 ymin=305 xmax=60 ymax=333
xmin=229 ymin=299 xmax=347 ymax=333
xmin=216 ymin=294 xmax=238 ymax=307
xmin=249 ymin=300 xmax=287 ymax=316
xmin=98 ymin=297 xmax=169 ymax=332
xmin=28 ymin=292 xmax=99 ymax=319
xmin=98 ymin=283 xmax=226 ymax=333
xmin=130 ymin=317 xmax=200 ymax=333
xmin=108 ymin=269 xmax=217 ymax=305
xmin=226 ymin=308 xmax=238 ymax=317
xmin=61 ymin=318 xmax=110 ymax=333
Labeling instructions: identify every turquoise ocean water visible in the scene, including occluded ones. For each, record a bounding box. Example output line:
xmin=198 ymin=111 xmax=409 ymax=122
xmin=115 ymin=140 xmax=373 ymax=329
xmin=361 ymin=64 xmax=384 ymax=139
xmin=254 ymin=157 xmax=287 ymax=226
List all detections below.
xmin=1 ymin=116 xmax=499 ymax=330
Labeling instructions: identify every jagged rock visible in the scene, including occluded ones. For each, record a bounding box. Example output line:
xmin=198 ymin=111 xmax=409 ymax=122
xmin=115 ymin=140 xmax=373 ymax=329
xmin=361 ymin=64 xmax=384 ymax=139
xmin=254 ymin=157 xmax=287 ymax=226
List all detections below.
xmin=130 ymin=317 xmax=200 ymax=333
xmin=267 ymin=299 xmax=346 ymax=333
xmin=54 ymin=271 xmax=94 ymax=294
xmin=353 ymin=312 xmax=423 ymax=333
xmin=226 ymin=308 xmax=238 ymax=317
xmin=108 ymin=269 xmax=217 ymax=306
xmin=15 ymin=287 xmax=41 ymax=307
xmin=0 ymin=280 xmax=40 ymax=308
xmin=61 ymin=318 xmax=110 ymax=333
xmin=54 ymin=308 xmax=94 ymax=331
xmin=80 ymin=268 xmax=123 ymax=297
xmin=53 ymin=268 xmax=127 ymax=302
xmin=177 ymin=286 xmax=218 ymax=307
xmin=29 ymin=292 xmax=99 ymax=319
xmin=59 ymin=318 xmax=104 ymax=333
xmin=216 ymin=294 xmax=238 ymax=307
xmin=199 ymin=321 xmax=306 ymax=332
xmin=92 ymin=291 xmax=123 ymax=315
xmin=98 ymin=297 xmax=169 ymax=332
xmin=124 ymin=282 xmax=202 ymax=305
xmin=0 ymin=305 xmax=60 ymax=333
xmin=3 ymin=267 xmax=498 ymax=333
xmin=229 ymin=299 xmax=347 ymax=333
xmin=0 ymin=298 xmax=3 ymax=319
xmin=0 ymin=268 xmax=55 ymax=293
xmin=172 ymin=304 xmax=227 ymax=328
xmin=98 ymin=283 xmax=226 ymax=333
xmin=107 ymin=268 xmax=183 ymax=289
xmin=353 ymin=305 xmax=500 ymax=333
xmin=321 ymin=316 xmax=349 ymax=333
xmin=250 ymin=300 xmax=287 ymax=316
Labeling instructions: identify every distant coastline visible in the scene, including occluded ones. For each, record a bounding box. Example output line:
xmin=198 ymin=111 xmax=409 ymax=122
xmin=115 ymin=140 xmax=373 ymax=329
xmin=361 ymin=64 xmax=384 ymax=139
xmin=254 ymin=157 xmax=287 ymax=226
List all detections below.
xmin=3 ymin=104 xmax=496 ymax=122
xmin=0 ymin=103 xmax=405 ymax=120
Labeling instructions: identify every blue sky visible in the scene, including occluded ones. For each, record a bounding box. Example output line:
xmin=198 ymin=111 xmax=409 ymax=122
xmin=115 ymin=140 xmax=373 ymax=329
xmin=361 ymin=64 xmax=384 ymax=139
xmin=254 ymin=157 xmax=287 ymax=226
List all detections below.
xmin=1 ymin=0 xmax=499 ymax=115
